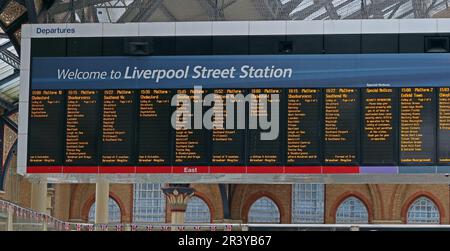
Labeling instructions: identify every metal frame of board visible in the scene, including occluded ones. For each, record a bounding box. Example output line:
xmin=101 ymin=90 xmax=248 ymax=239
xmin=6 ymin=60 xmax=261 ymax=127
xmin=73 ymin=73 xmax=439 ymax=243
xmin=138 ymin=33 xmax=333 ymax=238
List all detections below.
xmin=18 ymin=20 xmax=450 ymax=183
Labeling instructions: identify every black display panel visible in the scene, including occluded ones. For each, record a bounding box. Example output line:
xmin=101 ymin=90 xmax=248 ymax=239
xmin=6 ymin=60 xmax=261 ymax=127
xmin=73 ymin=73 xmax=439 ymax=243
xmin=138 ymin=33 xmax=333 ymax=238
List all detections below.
xmin=26 ymin=87 xmax=448 ymax=168
xmin=400 ymin=87 xmax=436 ymax=164
xmin=247 ymin=88 xmax=283 ymax=165
xmin=28 ymin=90 xmax=65 ymax=165
xmin=65 ymin=90 xmax=100 ymax=165
xmin=286 ymin=88 xmax=322 ymax=165
xmin=438 ymin=87 xmax=450 ymax=164
xmin=361 ymin=88 xmax=397 ymax=165
xmin=324 ymin=88 xmax=359 ymax=164
xmin=173 ymin=89 xmax=209 ymax=164
xmin=101 ymin=89 xmax=136 ymax=165
xmin=210 ymin=89 xmax=246 ymax=165
xmin=138 ymin=89 xmax=173 ymax=165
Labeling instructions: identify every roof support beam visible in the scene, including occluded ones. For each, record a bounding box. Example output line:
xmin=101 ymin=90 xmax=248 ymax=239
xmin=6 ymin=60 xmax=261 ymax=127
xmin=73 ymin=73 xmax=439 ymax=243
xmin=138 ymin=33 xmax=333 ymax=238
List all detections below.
xmin=345 ymin=0 xmax=405 ymax=19
xmin=116 ymin=0 xmax=164 ymax=22
xmin=279 ymin=0 xmax=303 ymax=19
xmin=290 ymin=1 xmax=326 ymax=20
xmin=0 ymin=96 xmax=16 ymax=113
xmin=252 ymin=0 xmax=281 ymax=20
xmin=136 ymin=0 xmax=164 ymax=22
xmin=24 ymin=0 xmax=38 ymax=23
xmin=0 ymin=71 xmax=19 ymax=87
xmin=48 ymin=0 xmax=114 ymax=15
xmin=159 ymin=3 xmax=177 ymax=21
xmin=197 ymin=0 xmax=225 ymax=21
xmin=324 ymin=1 xmax=340 ymax=19
xmin=412 ymin=0 xmax=430 ymax=18
xmin=0 ymin=46 xmax=19 ymax=70
xmin=1 ymin=114 xmax=17 ymax=132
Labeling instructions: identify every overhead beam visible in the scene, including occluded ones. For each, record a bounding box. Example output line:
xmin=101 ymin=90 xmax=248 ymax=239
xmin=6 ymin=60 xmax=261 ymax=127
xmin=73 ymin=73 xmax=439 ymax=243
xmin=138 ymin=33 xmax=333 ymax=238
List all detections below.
xmin=0 ymin=71 xmax=19 ymax=87
xmin=345 ymin=0 xmax=406 ymax=19
xmin=48 ymin=0 xmax=114 ymax=15
xmin=0 ymin=96 xmax=16 ymax=112
xmin=290 ymin=1 xmax=326 ymax=20
xmin=324 ymin=2 xmax=340 ymax=19
xmin=117 ymin=0 xmax=164 ymax=22
xmin=279 ymin=0 xmax=303 ymax=19
xmin=252 ymin=0 xmax=281 ymax=19
xmin=1 ymin=114 xmax=18 ymax=132
xmin=135 ymin=0 xmax=164 ymax=22
xmin=412 ymin=0 xmax=429 ymax=18
xmin=0 ymin=46 xmax=20 ymax=70
xmin=159 ymin=3 xmax=177 ymax=21
xmin=24 ymin=0 xmax=38 ymax=23
xmin=197 ymin=0 xmax=225 ymax=21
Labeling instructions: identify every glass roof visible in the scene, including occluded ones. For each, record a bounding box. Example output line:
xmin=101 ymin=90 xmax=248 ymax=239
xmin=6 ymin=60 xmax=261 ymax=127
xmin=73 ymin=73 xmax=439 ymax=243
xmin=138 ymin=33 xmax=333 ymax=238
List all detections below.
xmin=44 ymin=0 xmax=450 ymax=23
xmin=2 ymin=0 xmax=450 ymax=108
xmin=0 ymin=33 xmax=19 ymax=107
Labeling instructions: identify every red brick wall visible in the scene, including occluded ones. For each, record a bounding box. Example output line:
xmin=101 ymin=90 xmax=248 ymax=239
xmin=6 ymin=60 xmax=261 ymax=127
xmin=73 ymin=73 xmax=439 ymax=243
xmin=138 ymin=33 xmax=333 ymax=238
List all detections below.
xmin=49 ymin=183 xmax=450 ymax=224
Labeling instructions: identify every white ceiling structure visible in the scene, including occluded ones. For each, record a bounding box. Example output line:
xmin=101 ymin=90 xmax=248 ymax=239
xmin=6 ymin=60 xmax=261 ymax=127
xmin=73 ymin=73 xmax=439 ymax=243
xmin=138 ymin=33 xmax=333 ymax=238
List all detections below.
xmin=2 ymin=0 xmax=450 ymax=109
xmin=45 ymin=0 xmax=450 ymax=23
xmin=0 ymin=28 xmax=18 ymax=111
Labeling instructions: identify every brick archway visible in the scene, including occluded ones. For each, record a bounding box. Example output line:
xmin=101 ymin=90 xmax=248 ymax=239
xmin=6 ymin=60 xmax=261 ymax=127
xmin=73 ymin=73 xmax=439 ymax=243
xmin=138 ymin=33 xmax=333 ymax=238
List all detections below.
xmin=242 ymin=191 xmax=286 ymax=223
xmin=184 ymin=191 xmax=215 ymax=223
xmin=330 ymin=191 xmax=374 ymax=223
xmin=80 ymin=192 xmax=127 ymax=223
xmin=401 ymin=192 xmax=445 ymax=224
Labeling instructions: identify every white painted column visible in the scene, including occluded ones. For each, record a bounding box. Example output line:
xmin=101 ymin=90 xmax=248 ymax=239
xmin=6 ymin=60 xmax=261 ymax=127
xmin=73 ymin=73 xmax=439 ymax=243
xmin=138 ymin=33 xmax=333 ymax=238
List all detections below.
xmin=30 ymin=177 xmax=48 ymax=213
xmin=6 ymin=206 xmax=13 ymax=231
xmin=95 ymin=178 xmax=109 ymax=228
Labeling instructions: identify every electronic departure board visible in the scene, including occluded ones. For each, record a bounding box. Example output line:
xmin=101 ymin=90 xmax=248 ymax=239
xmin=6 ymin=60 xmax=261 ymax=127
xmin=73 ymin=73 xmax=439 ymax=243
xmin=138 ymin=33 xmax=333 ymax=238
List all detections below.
xmin=28 ymin=90 xmax=65 ymax=165
xmin=25 ymin=54 xmax=450 ymax=176
xmin=247 ymin=88 xmax=283 ymax=165
xmin=27 ymin=86 xmax=450 ymax=171
xmin=324 ymin=88 xmax=359 ymax=164
xmin=173 ymin=89 xmax=209 ymax=164
xmin=138 ymin=89 xmax=172 ymax=165
xmin=286 ymin=89 xmax=322 ymax=165
xmin=361 ymin=88 xmax=397 ymax=165
xmin=65 ymin=90 xmax=100 ymax=165
xmin=101 ymin=89 xmax=136 ymax=165
xmin=400 ymin=88 xmax=436 ymax=164
xmin=438 ymin=87 xmax=450 ymax=164
xmin=211 ymin=89 xmax=246 ymax=165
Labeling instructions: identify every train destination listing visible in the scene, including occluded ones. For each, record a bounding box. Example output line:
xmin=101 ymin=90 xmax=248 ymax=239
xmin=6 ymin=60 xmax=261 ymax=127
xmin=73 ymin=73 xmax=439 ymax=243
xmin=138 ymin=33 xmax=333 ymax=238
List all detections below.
xmin=27 ymin=54 xmax=450 ymax=173
xmin=27 ymin=87 xmax=449 ymax=169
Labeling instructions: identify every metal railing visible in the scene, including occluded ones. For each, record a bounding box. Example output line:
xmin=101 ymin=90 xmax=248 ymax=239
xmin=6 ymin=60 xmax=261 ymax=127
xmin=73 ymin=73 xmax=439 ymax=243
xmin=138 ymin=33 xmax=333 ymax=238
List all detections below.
xmin=3 ymin=199 xmax=450 ymax=231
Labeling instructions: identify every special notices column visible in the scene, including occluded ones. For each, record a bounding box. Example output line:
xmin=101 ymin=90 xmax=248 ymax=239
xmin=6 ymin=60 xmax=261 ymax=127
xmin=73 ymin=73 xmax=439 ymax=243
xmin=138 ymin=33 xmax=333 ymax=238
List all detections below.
xmin=101 ymin=90 xmax=136 ymax=168
xmin=400 ymin=87 xmax=436 ymax=165
xmin=361 ymin=88 xmax=397 ymax=165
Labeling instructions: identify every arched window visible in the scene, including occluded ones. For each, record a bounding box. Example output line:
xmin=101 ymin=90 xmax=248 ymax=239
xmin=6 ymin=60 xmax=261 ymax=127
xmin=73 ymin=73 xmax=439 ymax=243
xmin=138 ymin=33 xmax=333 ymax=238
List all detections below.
xmin=133 ymin=183 xmax=166 ymax=222
xmin=185 ymin=196 xmax=211 ymax=223
xmin=248 ymin=197 xmax=280 ymax=223
xmin=292 ymin=184 xmax=324 ymax=223
xmin=335 ymin=196 xmax=369 ymax=224
xmin=407 ymin=197 xmax=440 ymax=224
xmin=88 ymin=197 xmax=121 ymax=223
